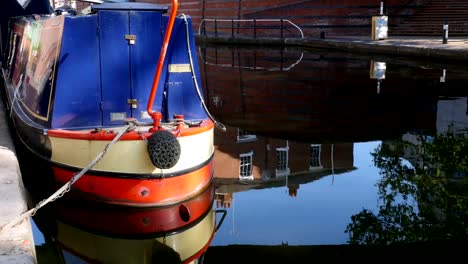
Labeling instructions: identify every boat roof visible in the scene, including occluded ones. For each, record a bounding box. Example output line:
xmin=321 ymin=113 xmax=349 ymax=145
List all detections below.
xmin=91 ymin=2 xmax=168 ymax=12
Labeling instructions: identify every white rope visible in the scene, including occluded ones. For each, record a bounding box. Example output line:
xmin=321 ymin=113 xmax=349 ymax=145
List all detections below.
xmin=180 ymin=14 xmax=226 ymax=132
xmin=10 ymin=74 xmax=24 ymax=118
xmin=0 ymin=124 xmax=133 ymax=233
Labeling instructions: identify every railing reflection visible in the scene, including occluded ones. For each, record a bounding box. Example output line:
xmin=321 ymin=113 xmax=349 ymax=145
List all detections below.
xmin=198 ymin=45 xmax=303 ymax=72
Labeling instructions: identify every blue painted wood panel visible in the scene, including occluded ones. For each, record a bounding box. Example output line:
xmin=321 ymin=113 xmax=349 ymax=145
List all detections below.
xmin=99 ymin=10 xmax=131 ymax=126
xmin=129 ymin=11 xmax=163 ymax=121
xmin=53 ymin=15 xmax=101 ymax=129
xmin=165 ymin=17 xmax=207 ymax=121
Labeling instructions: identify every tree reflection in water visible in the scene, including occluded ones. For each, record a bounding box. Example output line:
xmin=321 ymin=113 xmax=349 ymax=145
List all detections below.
xmin=346 ymin=127 xmax=468 ymax=245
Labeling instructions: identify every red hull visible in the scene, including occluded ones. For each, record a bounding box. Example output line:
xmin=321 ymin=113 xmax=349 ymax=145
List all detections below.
xmin=51 ymin=160 xmax=214 ymax=207
xmin=54 ymin=183 xmax=215 ymax=237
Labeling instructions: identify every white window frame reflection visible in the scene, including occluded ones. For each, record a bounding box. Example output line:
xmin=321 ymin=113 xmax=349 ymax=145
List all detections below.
xmin=239 ymin=151 xmax=254 ymax=181
xmin=237 ymin=128 xmax=257 ymax=143
xmin=310 ymin=144 xmax=323 ymax=170
xmin=275 ymin=147 xmax=290 ymax=177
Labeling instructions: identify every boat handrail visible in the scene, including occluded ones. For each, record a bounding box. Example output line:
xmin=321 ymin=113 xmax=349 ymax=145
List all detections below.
xmin=198 ymin=18 xmax=304 ymax=39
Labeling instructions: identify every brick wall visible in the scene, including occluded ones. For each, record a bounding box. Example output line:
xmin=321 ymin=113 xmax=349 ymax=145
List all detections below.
xmin=135 ymin=0 xmax=429 ymax=37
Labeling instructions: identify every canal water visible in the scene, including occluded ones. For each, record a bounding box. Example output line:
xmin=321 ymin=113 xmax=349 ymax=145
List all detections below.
xmin=24 ymin=45 xmax=467 ymax=263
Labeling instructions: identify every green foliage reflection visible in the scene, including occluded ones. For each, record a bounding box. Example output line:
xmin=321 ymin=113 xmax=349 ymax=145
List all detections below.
xmin=345 ymin=128 xmax=468 ymax=245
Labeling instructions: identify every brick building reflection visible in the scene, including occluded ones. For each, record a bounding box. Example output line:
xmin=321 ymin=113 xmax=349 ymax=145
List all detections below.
xmin=213 ymin=125 xmax=356 ymax=206
xmin=215 ymin=193 xmax=233 ymax=208
xmin=288 ymin=183 xmax=299 ymax=197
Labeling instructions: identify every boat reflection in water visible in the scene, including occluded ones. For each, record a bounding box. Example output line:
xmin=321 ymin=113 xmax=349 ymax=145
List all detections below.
xmin=33 ymin=183 xmax=225 ymax=264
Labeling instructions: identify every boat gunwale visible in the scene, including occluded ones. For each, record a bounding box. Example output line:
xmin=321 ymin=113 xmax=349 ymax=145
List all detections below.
xmin=46 ymin=120 xmax=215 ymax=140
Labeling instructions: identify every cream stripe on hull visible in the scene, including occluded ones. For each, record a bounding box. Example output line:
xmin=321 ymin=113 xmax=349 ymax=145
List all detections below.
xmin=50 ymin=128 xmax=214 ymax=174
xmin=57 ymin=209 xmax=216 ymax=263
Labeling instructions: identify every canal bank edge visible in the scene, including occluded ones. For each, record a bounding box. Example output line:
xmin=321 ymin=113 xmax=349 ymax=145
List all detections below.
xmin=195 ymin=36 xmax=468 ymax=62
xmin=0 ymin=98 xmax=36 ymax=263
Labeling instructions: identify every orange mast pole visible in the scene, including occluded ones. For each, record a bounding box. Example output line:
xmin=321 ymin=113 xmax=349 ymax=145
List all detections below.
xmin=147 ymin=0 xmax=179 ymax=130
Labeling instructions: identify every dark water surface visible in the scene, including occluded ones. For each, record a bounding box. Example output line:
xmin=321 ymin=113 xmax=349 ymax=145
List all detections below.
xmin=27 ymin=45 xmax=468 ymax=263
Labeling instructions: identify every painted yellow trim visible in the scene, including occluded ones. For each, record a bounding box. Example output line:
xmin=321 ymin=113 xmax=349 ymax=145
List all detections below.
xmin=168 ymin=64 xmax=191 ymax=73
xmin=50 ymin=128 xmax=214 ymax=174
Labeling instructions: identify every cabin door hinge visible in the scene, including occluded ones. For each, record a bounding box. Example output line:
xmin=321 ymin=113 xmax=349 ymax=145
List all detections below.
xmin=128 ymin=99 xmax=138 ymax=109
xmin=125 ymin=34 xmax=136 ymax=45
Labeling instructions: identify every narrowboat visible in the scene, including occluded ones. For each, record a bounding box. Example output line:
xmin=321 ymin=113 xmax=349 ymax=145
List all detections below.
xmin=0 ymin=0 xmax=218 ymax=206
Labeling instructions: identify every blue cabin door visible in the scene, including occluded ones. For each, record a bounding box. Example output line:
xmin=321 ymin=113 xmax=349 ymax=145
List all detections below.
xmin=129 ymin=11 xmax=163 ymax=123
xmin=99 ymin=10 xmax=162 ymax=126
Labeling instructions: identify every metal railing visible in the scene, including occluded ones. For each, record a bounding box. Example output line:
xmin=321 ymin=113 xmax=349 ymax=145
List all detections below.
xmin=198 ymin=19 xmax=304 ymax=39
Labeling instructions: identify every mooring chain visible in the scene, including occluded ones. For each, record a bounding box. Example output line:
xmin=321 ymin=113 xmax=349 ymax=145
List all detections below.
xmin=29 ymin=173 xmax=76 ymax=217
xmin=0 ymin=124 xmax=134 ymax=233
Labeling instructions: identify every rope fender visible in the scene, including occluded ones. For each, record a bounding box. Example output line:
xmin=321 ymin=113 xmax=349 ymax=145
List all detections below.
xmin=147 ymin=130 xmax=181 ymax=169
